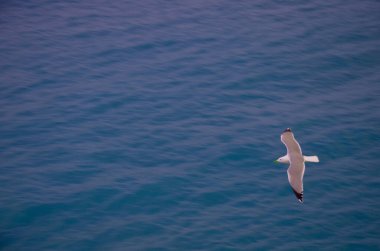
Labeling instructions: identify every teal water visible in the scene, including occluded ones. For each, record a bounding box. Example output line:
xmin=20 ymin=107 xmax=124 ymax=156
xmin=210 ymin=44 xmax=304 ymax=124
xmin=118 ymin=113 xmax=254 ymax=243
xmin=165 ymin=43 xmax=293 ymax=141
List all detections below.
xmin=1 ymin=1 xmax=380 ymax=250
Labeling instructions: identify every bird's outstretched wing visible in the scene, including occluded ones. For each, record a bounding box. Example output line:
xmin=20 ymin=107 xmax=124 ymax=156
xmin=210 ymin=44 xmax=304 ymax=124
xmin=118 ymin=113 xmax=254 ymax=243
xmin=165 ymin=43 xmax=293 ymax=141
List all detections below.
xmin=287 ymin=161 xmax=305 ymax=203
xmin=281 ymin=128 xmax=302 ymax=157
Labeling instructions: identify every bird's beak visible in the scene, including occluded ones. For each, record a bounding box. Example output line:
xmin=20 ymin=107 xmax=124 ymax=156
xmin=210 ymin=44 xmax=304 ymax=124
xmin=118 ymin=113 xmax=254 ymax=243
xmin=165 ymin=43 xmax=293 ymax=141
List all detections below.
xmin=274 ymin=160 xmax=279 ymax=163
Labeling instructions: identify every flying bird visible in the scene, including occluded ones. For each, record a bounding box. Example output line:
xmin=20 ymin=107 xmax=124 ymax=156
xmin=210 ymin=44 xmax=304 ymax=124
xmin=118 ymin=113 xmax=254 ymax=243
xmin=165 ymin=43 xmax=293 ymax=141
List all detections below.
xmin=276 ymin=128 xmax=319 ymax=203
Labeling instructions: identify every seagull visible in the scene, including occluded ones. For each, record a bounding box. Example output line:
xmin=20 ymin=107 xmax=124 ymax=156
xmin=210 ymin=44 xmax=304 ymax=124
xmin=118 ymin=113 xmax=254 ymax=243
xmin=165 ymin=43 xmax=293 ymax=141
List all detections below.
xmin=275 ymin=128 xmax=319 ymax=203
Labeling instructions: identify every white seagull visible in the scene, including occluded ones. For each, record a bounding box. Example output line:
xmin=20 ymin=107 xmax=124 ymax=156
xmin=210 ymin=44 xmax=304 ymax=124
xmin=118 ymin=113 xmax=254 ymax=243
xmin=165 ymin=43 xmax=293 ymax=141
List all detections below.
xmin=276 ymin=128 xmax=319 ymax=203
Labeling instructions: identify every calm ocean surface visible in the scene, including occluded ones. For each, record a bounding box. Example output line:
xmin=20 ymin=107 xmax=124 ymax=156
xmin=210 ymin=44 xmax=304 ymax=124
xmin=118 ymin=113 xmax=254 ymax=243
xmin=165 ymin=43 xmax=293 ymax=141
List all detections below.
xmin=1 ymin=0 xmax=380 ymax=250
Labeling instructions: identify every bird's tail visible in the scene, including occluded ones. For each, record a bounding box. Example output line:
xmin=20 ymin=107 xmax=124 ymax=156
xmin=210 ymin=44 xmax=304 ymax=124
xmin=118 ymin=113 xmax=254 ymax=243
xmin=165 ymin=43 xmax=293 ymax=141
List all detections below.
xmin=304 ymin=155 xmax=319 ymax=163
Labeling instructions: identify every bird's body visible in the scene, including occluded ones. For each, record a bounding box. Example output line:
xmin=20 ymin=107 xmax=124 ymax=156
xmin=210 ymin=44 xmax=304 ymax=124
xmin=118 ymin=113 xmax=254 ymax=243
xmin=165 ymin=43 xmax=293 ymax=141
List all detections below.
xmin=276 ymin=128 xmax=319 ymax=203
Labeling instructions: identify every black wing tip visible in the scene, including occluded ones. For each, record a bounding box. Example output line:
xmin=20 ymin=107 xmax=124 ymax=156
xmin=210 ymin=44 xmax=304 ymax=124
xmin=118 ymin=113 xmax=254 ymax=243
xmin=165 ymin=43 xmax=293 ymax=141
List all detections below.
xmin=283 ymin=128 xmax=292 ymax=133
xmin=291 ymin=188 xmax=304 ymax=203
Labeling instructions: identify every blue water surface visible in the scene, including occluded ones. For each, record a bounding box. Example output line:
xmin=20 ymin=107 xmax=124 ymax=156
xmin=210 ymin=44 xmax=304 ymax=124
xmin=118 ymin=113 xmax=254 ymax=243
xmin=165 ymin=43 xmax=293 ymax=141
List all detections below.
xmin=1 ymin=0 xmax=380 ymax=250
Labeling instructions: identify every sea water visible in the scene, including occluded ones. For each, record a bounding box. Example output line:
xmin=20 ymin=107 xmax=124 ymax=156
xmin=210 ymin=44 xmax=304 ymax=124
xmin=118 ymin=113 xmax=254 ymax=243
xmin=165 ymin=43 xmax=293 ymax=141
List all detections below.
xmin=1 ymin=1 xmax=379 ymax=250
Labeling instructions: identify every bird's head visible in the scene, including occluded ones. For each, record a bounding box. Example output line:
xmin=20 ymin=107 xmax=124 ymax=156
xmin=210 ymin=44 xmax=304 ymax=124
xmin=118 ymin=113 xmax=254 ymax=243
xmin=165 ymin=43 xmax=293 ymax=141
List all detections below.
xmin=274 ymin=156 xmax=289 ymax=164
